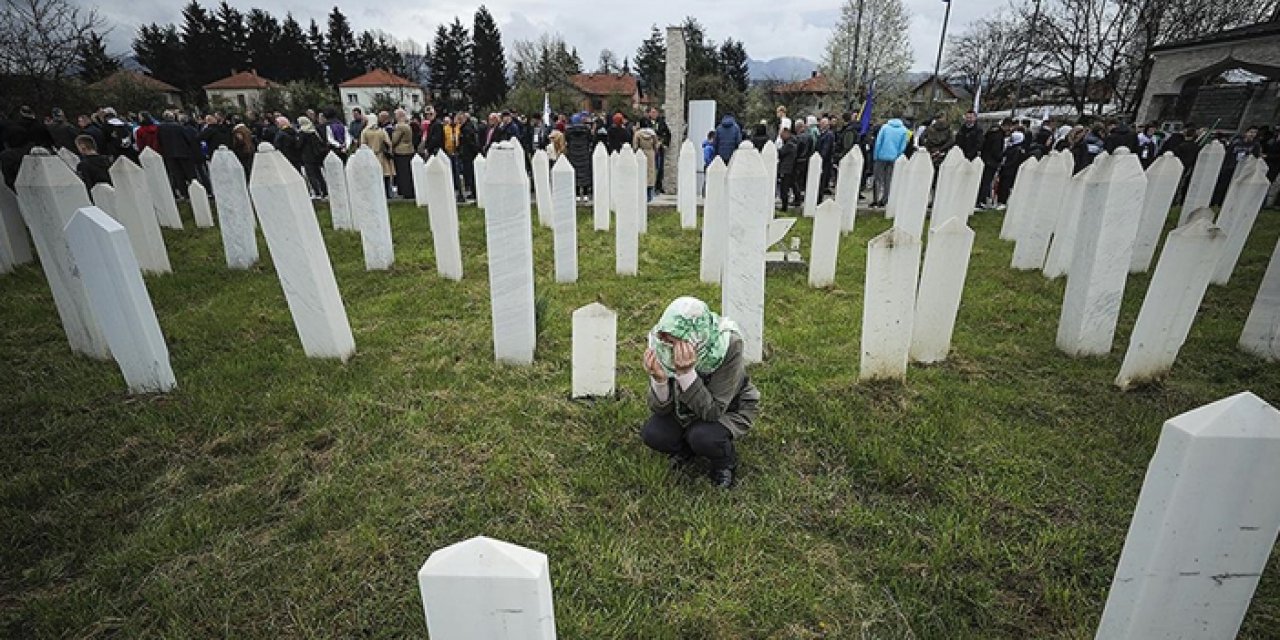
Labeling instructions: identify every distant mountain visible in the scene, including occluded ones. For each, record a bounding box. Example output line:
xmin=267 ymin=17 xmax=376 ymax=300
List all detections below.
xmin=748 ymin=57 xmax=818 ymax=83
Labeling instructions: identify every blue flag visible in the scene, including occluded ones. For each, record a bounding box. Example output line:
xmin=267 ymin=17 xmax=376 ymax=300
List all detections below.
xmin=858 ymin=81 xmax=875 ymax=136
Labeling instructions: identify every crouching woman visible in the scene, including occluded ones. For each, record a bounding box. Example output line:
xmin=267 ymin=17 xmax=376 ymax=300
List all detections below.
xmin=641 ymin=297 xmax=760 ymax=488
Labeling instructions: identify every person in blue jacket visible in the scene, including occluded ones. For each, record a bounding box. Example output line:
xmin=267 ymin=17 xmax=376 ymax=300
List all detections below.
xmin=714 ymin=115 xmax=742 ymax=164
xmin=702 ymin=130 xmax=717 ymax=168
xmin=871 ymin=117 xmax=909 ymax=207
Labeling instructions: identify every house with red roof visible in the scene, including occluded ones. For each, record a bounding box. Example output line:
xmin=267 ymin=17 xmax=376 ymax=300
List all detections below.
xmin=569 ymin=73 xmax=643 ymax=112
xmin=768 ymin=72 xmax=844 ymax=117
xmin=338 ymin=69 xmax=424 ymax=115
xmin=89 ymin=70 xmax=183 ymax=108
xmin=203 ymin=70 xmax=279 ymax=112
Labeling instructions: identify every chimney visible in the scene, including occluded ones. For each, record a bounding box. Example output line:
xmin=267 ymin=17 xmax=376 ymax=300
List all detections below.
xmin=811 ymin=71 xmax=818 ymax=78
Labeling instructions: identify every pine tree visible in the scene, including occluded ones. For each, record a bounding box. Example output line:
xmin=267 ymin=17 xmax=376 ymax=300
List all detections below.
xmin=133 ymin=24 xmax=186 ymax=88
xmin=181 ymin=1 xmax=226 ymax=89
xmin=214 ymin=1 xmax=249 ymax=73
xmin=431 ymin=19 xmax=471 ymax=110
xmin=718 ymin=39 xmax=750 ymax=93
xmin=634 ymin=26 xmax=665 ymax=99
xmin=78 ymin=30 xmax=120 ymax=83
xmin=471 ymin=6 xmax=508 ymax=110
xmin=276 ymin=14 xmax=312 ymax=82
xmin=325 ymin=8 xmax=358 ymax=86
xmin=244 ymin=9 xmax=281 ymax=80
xmin=305 ymin=19 xmax=326 ymax=83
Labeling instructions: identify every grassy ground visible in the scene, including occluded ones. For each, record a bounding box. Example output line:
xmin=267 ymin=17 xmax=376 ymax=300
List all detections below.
xmin=2 ymin=195 xmax=1279 ymax=638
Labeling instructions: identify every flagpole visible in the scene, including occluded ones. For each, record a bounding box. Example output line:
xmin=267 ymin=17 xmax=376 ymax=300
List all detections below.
xmin=1011 ymin=0 xmax=1041 ymax=119
xmin=926 ymin=0 xmax=952 ymax=118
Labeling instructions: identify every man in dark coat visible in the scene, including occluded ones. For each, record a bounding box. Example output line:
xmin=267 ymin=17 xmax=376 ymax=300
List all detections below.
xmin=648 ymin=107 xmax=671 ymax=193
xmin=565 ymin=115 xmax=594 ymax=196
xmin=955 ymin=110 xmax=983 ymax=161
xmin=157 ymin=111 xmax=199 ymax=197
xmin=817 ymin=116 xmax=836 ymax=197
xmin=1103 ymin=122 xmax=1139 ymax=153
xmin=457 ymin=112 xmax=480 ymax=199
xmin=714 ymin=115 xmax=742 ymax=164
xmin=47 ymin=108 xmax=79 ymax=151
xmin=978 ymin=118 xmax=1011 ymax=207
xmin=776 ymin=128 xmax=799 ymax=212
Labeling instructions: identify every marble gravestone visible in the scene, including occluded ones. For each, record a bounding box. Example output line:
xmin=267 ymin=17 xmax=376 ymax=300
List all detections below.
xmin=551 ymin=156 xmax=577 ymax=283
xmin=722 ymin=146 xmax=769 ymax=364
xmin=1211 ymin=160 xmax=1270 ymax=286
xmin=0 ymin=183 xmax=34 ymax=273
xmin=1129 ymin=152 xmax=1183 ymax=274
xmin=634 ymin=149 xmax=647 ymax=235
xmin=571 ymin=302 xmax=616 ymax=398
xmin=473 ymin=153 xmax=487 ymax=208
xmin=687 ymin=100 xmax=717 ymax=150
xmin=346 ymin=146 xmax=394 ymax=270
xmin=802 ymin=151 xmax=822 ymax=218
xmin=210 ymin=148 xmax=259 ymax=269
xmin=107 ymin=157 xmax=172 ymax=274
xmin=1240 ymin=235 xmax=1280 ymax=361
xmin=808 ymin=200 xmax=842 ymax=288
xmin=883 ymin=156 xmax=907 ymax=220
xmin=1095 ymin=392 xmax=1280 ymax=639
xmin=614 ymin=144 xmax=640 ymax=276
xmin=1177 ymin=140 xmax=1225 ymax=226
xmin=928 ymin=148 xmax=981 ymax=231
xmin=591 ymin=143 xmax=610 ymax=231
xmin=698 ymin=157 xmax=729 ymax=284
xmin=89 ymin=183 xmax=116 ymax=217
xmin=411 ymin=153 xmax=430 ymax=207
xmin=1042 ymin=164 xmax=1092 ymax=279
xmin=322 ymin=151 xmax=355 ymax=231
xmin=861 ymin=227 xmax=920 ymax=381
xmin=1057 ymin=150 xmax=1147 ymax=357
xmin=609 ymin=151 xmax=622 ymax=217
xmin=483 ymin=143 xmax=537 ymax=365
xmin=1011 ymin=151 xmax=1070 ymax=270
xmin=64 ymin=207 xmax=176 ymax=393
xmin=248 ymin=147 xmax=355 ymax=361
xmin=890 ymin=152 xmax=933 ymax=238
xmin=678 ymin=140 xmax=697 ymax=229
xmin=16 ymin=154 xmax=110 ymax=359
xmin=1115 ymin=218 xmax=1226 ymax=390
xmin=835 ymin=146 xmax=864 ymax=234
xmin=57 ymin=146 xmax=79 ymax=171
xmin=139 ymin=147 xmax=184 ymax=229
xmin=910 ymin=219 xmax=975 ymax=364
xmin=533 ymin=149 xmax=554 ymax=228
xmin=999 ymin=156 xmax=1040 ymax=241
xmin=188 ymin=180 xmax=214 ymax=228
xmin=424 ymin=154 xmax=463 ymax=281
xmin=418 ymin=536 xmax=557 ymax=640
xmin=761 ymin=140 xmax=778 ymax=219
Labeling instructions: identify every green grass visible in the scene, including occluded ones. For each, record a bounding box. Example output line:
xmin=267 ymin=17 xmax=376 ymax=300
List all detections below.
xmin=2 ymin=195 xmax=1279 ymax=638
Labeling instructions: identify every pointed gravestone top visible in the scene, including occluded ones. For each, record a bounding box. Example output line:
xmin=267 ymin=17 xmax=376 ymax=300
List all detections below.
xmin=419 ymin=535 xmax=548 ymax=579
xmin=576 ymin=301 xmax=612 ymax=318
xmin=17 ymin=151 xmax=82 ymax=188
xmin=552 ymin=154 xmax=572 ymax=172
xmin=1184 ymin=206 xmax=1215 ymax=225
xmin=1173 ymin=391 xmax=1280 ymax=437
xmin=258 ymin=142 xmax=275 ymax=152
xmin=139 ymin=146 xmax=161 ymax=160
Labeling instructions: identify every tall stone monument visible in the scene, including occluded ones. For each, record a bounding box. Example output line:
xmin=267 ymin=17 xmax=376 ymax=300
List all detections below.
xmin=662 ymin=26 xmax=686 ymax=194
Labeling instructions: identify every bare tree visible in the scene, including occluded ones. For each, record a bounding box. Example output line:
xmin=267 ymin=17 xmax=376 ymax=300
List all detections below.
xmin=944 ymin=13 xmax=1027 ymax=109
xmin=597 ymin=49 xmax=619 ymax=74
xmin=821 ymin=0 xmax=914 ymax=109
xmin=0 ymin=0 xmax=104 ymax=107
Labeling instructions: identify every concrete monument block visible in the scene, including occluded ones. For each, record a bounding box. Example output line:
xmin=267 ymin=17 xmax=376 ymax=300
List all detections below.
xmin=188 ymin=180 xmax=214 ymax=228
xmin=418 ymin=536 xmax=557 ymax=640
xmin=64 ymin=207 xmax=176 ymax=393
xmin=571 ymin=302 xmax=616 ymax=398
xmin=1057 ymin=150 xmax=1146 ymax=356
xmin=411 ymin=153 xmax=430 ymax=207
xmin=551 ymin=156 xmax=577 ymax=283
xmin=106 ymin=157 xmax=172 ymax=274
xmin=591 ymin=144 xmax=610 ymax=231
xmin=248 ymin=147 xmax=355 ymax=360
xmin=1115 ymin=218 xmax=1226 ymax=389
xmin=890 ymin=152 xmax=934 ymax=239
xmin=860 ymin=227 xmax=920 ymax=381
xmin=425 ymin=154 xmax=463 ymax=281
xmin=533 ymin=149 xmax=554 ymax=228
xmin=210 ymin=148 xmax=259 ymax=269
xmin=1012 ymin=152 xmax=1070 ymax=270
xmin=0 ymin=183 xmax=33 ymax=273
xmin=1043 ymin=164 xmax=1092 ymax=279
xmin=910 ymin=219 xmax=975 ymax=364
xmin=999 ymin=156 xmax=1040 ymax=241
xmin=473 ymin=153 xmax=487 ymax=209
xmin=835 ymin=146 xmax=863 ymax=234
xmin=1129 ymin=152 xmax=1183 ymax=273
xmin=346 ymin=146 xmax=394 ymax=270
xmin=1095 ymin=392 xmax=1280 ymax=639
xmin=722 ymin=147 xmax=769 ymax=364
xmin=808 ymin=200 xmax=842 ymax=288
xmin=322 ymin=151 xmax=354 ymax=231
xmin=663 ymin=25 xmax=687 ymax=194
xmin=614 ymin=145 xmax=639 ymax=276
xmin=16 ymin=154 xmax=110 ymax=358
xmin=138 ymin=147 xmax=183 ymax=229
xmin=698 ymin=157 xmax=729 ymax=284
xmin=678 ymin=140 xmax=697 ymax=229
xmin=1211 ymin=160 xmax=1270 ymax=286
xmin=1241 ymin=235 xmax=1280 ymax=361
xmin=1178 ymin=140 xmax=1224 ymax=226
xmin=483 ymin=143 xmax=537 ymax=365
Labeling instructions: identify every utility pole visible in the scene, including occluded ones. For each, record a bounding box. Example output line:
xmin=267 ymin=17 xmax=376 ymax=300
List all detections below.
xmin=1011 ymin=0 xmax=1042 ymax=119
xmin=926 ymin=0 xmax=953 ymax=117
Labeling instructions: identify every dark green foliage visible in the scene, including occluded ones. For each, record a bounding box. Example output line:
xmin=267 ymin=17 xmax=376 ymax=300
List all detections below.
xmin=430 ymin=19 xmax=471 ymax=111
xmin=470 ymin=6 xmax=509 ymax=111
xmin=634 ymin=26 xmax=665 ymax=100
xmin=324 ymin=7 xmax=358 ymax=87
xmin=244 ymin=10 xmax=282 ymax=80
xmin=77 ymin=30 xmax=120 ymax=83
xmin=132 ymin=23 xmax=186 ymax=88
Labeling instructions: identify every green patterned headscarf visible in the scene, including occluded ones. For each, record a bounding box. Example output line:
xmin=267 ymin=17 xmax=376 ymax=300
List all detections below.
xmin=647 ymin=297 xmax=740 ymax=375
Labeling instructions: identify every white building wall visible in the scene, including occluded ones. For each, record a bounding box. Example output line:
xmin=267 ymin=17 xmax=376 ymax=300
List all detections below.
xmin=339 ymin=86 xmax=426 ymax=116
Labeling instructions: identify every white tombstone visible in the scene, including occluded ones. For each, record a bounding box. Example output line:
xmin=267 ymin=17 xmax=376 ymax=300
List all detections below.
xmin=322 ymin=151 xmax=354 ymax=231
xmin=698 ymin=157 xmax=729 ymax=284
xmin=417 ymin=536 xmax=557 ymax=640
xmin=999 ymin=156 xmax=1041 ymax=241
xmin=483 ymin=143 xmax=537 ymax=365
xmin=1095 ymin=392 xmax=1280 ymax=639
xmin=16 ymin=154 xmax=110 ymax=358
xmin=928 ymin=148 xmax=967 ymax=231
xmin=722 ymin=147 xmax=769 ymax=364
xmin=1177 ymin=140 xmax=1225 ymax=226
xmin=90 ymin=183 xmax=117 ymax=218
xmin=1042 ymin=164 xmax=1092 ymax=279
xmin=1240 ymin=235 xmax=1280 ymax=361
xmin=248 ymin=147 xmax=355 ymax=361
xmin=571 ymin=302 xmax=616 ymax=398
xmin=187 ymin=180 xmax=214 ymax=228
xmin=634 ymin=149 xmax=648 ymax=235
xmin=424 ymin=154 xmax=463 ymax=281
xmin=883 ymin=155 xmax=907 ymax=220
xmin=346 ymin=146 xmax=394 ymax=270
xmin=550 ymin=156 xmax=577 ymax=283
xmin=1011 ymin=152 xmax=1071 ymax=270
xmin=57 ymin=147 xmax=80 ymax=171
xmin=808 ymin=200 xmax=842 ymax=288
xmin=64 ymin=207 xmax=176 ymax=393
xmin=614 ymin=145 xmax=640 ymax=276
xmin=1127 ymin=152 xmax=1184 ymax=273
xmin=473 ymin=153 xmax=487 ymax=209
xmin=106 ymin=157 xmax=172 ymax=275
xmin=591 ymin=144 xmax=610 ymax=231
xmin=608 ymin=150 xmax=621 ymax=213
xmin=761 ymin=140 xmax=778 ymax=219
xmin=138 ymin=147 xmax=183 ymax=229
xmin=889 ymin=152 xmax=933 ymax=239
xmin=802 ymin=152 xmax=822 ymax=218
xmin=1211 ymin=160 xmax=1270 ymax=286
xmin=860 ymin=227 xmax=920 ymax=381
xmin=210 ymin=148 xmax=259 ymax=269
xmin=1057 ymin=150 xmax=1147 ymax=356
xmin=532 ymin=148 xmax=554 ymax=228
xmin=1115 ymin=218 xmax=1227 ymax=390
xmin=910 ymin=219 xmax=975 ymax=364
xmin=678 ymin=140 xmax=697 ymax=229
xmin=0 ymin=183 xmax=33 ymax=273
xmin=836 ymin=146 xmax=864 ymax=234
xmin=411 ymin=153 xmax=430 ymax=207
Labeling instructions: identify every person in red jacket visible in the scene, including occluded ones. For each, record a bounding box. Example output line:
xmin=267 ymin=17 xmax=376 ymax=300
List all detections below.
xmin=134 ymin=112 xmax=160 ymax=153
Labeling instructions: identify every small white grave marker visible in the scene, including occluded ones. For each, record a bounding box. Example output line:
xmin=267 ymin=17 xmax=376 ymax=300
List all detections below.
xmin=107 ymin=157 xmax=172 ymax=274
xmin=533 ymin=149 xmax=554 ymax=228
xmin=835 ymin=146 xmax=864 ymax=234
xmin=808 ymin=200 xmax=842 ymax=288
xmin=139 ymin=147 xmax=183 ymax=229
xmin=1211 ymin=160 xmax=1270 ymax=286
xmin=0 ymin=183 xmax=33 ymax=273
xmin=210 ymin=148 xmax=259 ymax=269
xmin=425 ymin=154 xmax=463 ymax=281
xmin=723 ymin=147 xmax=769 ymax=364
xmin=1241 ymin=235 xmax=1280 ymax=361
xmin=591 ymin=144 xmax=610 ymax=231
xmin=860 ymin=227 xmax=920 ymax=381
xmin=188 ymin=180 xmax=214 ymax=228
xmin=411 ymin=153 xmax=430 ymax=207
xmin=678 ymin=140 xmax=697 ymax=229
xmin=346 ymin=146 xmax=394 ymax=270
xmin=1178 ymin=140 xmax=1225 ymax=226
xmin=1129 ymin=152 xmax=1183 ymax=273
xmin=551 ymin=156 xmax=577 ymax=283
xmin=322 ymin=151 xmax=354 ymax=231
xmin=483 ymin=143 xmax=537 ymax=365
xmin=572 ymin=303 xmax=616 ymax=398
xmin=910 ymin=219 xmax=975 ymax=364
xmin=698 ymin=157 xmax=728 ymax=284
xmin=417 ymin=536 xmax=557 ymax=640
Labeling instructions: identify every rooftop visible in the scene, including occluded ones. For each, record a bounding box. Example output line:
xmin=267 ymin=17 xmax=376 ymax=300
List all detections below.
xmin=569 ymin=73 xmax=638 ymax=96
xmin=203 ymin=70 xmax=277 ymax=91
xmin=339 ymin=69 xmax=420 ymax=89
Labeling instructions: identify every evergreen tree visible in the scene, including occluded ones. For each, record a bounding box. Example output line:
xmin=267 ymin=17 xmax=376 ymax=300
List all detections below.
xmin=133 ymin=24 xmax=186 ymax=88
xmin=214 ymin=1 xmax=248 ymax=73
xmin=634 ymin=26 xmax=665 ymax=99
xmin=431 ymin=19 xmax=471 ymax=109
xmin=305 ymin=19 xmax=326 ymax=83
xmin=325 ymin=7 xmax=358 ymax=86
xmin=78 ymin=30 xmax=120 ymax=83
xmin=471 ymin=6 xmax=508 ymax=109
xmin=277 ymin=15 xmax=314 ymax=82
xmin=354 ymin=31 xmax=376 ymax=72
xmin=244 ymin=9 xmax=281 ymax=80
xmin=181 ymin=1 xmax=225 ymax=89
xmin=718 ymin=39 xmax=750 ymax=93
xmin=681 ymin=17 xmax=719 ymax=78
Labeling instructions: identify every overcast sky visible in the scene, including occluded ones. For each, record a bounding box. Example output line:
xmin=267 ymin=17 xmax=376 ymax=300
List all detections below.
xmin=90 ymin=0 xmax=1002 ymax=74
